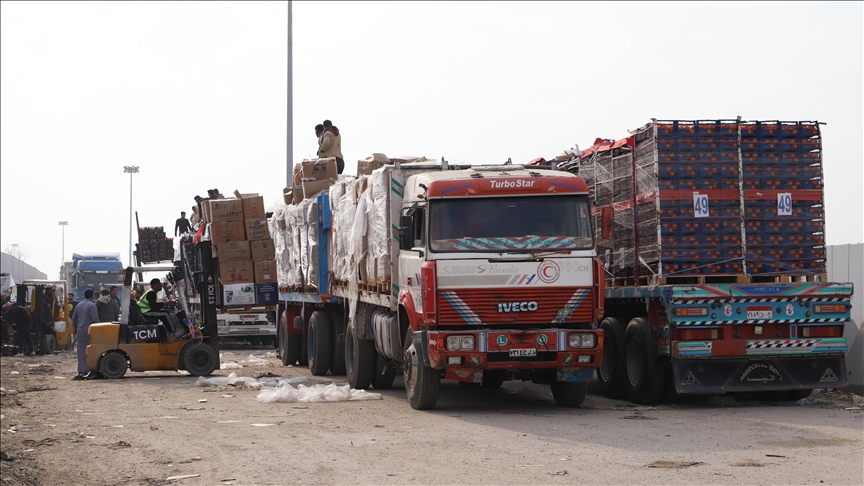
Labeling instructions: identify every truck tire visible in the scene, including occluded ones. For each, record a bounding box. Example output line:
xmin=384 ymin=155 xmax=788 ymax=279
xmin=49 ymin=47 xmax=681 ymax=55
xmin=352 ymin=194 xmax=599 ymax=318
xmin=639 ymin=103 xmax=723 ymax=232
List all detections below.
xmin=298 ymin=331 xmax=309 ymax=366
xmin=330 ymin=311 xmax=346 ymax=376
xmin=308 ymin=311 xmax=332 ymax=376
xmin=282 ymin=332 xmax=302 ymax=366
xmin=403 ymin=327 xmax=440 ymax=410
xmin=99 ymin=351 xmax=127 ymax=379
xmin=183 ymin=342 xmax=218 ymax=376
xmin=624 ymin=317 xmax=666 ymax=404
xmin=598 ymin=317 xmax=627 ymax=399
xmin=371 ymin=351 xmax=397 ymax=390
xmin=346 ymin=322 xmax=375 ymax=389
xmin=551 ymin=381 xmax=588 ymax=407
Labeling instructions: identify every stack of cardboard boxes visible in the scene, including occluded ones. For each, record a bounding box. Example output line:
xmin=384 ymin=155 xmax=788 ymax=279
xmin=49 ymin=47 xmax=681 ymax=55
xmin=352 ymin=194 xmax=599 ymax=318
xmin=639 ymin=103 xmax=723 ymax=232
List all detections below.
xmin=204 ymin=194 xmax=278 ymax=307
xmin=282 ymin=157 xmax=339 ymax=205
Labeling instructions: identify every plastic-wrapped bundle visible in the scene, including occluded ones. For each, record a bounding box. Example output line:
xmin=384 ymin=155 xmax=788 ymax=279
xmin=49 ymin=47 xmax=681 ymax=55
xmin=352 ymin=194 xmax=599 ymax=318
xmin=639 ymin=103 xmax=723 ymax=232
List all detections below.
xmin=305 ymin=198 xmax=319 ymax=292
xmin=285 ymin=204 xmax=304 ymax=288
xmin=272 ymin=206 xmax=291 ymax=288
xmin=370 ymin=166 xmax=392 ymax=284
xmin=364 ymin=188 xmax=378 ymax=285
xmin=329 ymin=179 xmax=351 ymax=284
xmin=335 ymin=181 xmax=358 ymax=283
xmin=350 ymin=176 xmax=370 ymax=285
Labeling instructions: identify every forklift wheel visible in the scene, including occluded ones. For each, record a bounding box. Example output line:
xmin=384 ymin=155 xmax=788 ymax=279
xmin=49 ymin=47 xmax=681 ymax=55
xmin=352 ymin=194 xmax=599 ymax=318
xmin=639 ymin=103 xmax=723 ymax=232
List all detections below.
xmin=183 ymin=342 xmax=218 ymax=376
xmin=99 ymin=351 xmax=128 ymax=379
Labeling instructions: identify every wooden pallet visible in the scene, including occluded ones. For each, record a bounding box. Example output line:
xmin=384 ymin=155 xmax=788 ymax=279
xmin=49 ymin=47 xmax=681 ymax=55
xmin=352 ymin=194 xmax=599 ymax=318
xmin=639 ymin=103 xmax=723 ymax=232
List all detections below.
xmin=376 ymin=281 xmax=391 ymax=295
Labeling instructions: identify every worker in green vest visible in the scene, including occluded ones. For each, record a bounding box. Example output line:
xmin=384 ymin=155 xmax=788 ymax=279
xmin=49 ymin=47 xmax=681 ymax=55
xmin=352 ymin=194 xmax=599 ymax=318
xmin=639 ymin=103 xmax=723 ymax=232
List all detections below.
xmin=137 ymin=278 xmax=173 ymax=314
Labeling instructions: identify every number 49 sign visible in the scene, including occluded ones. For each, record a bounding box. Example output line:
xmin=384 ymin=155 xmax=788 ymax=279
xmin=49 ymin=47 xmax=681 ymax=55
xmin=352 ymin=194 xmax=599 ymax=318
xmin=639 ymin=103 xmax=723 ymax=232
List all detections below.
xmin=777 ymin=193 xmax=792 ymax=216
xmin=693 ymin=193 xmax=710 ymax=218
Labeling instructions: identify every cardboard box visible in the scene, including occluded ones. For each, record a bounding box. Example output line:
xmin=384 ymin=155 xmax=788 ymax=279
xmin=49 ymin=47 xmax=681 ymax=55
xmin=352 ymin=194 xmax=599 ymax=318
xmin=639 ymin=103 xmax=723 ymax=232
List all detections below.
xmin=210 ymin=221 xmax=246 ymax=244
xmin=283 ymin=187 xmax=293 ymax=205
xmin=215 ymin=241 xmax=250 ymax=262
xmin=245 ymin=218 xmax=270 ymax=241
xmin=223 ymin=283 xmax=256 ymax=306
xmin=255 ymin=282 xmax=279 ymax=306
xmin=250 ymin=239 xmax=276 ymax=262
xmin=293 ymin=185 xmax=304 ymax=204
xmin=357 ymin=153 xmax=389 ymax=175
xmin=303 ymin=178 xmax=337 ymax=198
xmin=220 ymin=261 xmax=254 ymax=283
xmin=241 ymin=195 xmax=265 ymax=219
xmin=294 ymin=163 xmax=303 ymax=185
xmin=302 ymin=158 xmax=338 ymax=182
xmin=254 ymin=260 xmax=278 ymax=283
xmin=205 ymin=198 xmax=244 ymax=223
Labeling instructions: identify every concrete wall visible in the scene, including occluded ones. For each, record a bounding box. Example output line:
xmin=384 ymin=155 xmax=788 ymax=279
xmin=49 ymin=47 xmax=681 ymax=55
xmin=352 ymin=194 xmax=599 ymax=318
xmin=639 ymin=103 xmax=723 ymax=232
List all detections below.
xmin=0 ymin=252 xmax=48 ymax=283
xmin=827 ymin=243 xmax=864 ymax=395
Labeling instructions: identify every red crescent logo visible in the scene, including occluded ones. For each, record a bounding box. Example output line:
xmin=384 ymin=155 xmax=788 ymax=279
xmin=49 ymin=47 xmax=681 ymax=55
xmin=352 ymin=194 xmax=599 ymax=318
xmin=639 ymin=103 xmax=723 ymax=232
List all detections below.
xmin=537 ymin=261 xmax=560 ymax=284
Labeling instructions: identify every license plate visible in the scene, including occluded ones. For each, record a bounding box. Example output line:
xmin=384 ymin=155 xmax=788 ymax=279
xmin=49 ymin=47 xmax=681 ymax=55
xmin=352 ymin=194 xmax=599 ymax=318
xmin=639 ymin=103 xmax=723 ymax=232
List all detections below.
xmin=509 ymin=348 xmax=536 ymax=358
xmin=746 ymin=306 xmax=773 ymax=319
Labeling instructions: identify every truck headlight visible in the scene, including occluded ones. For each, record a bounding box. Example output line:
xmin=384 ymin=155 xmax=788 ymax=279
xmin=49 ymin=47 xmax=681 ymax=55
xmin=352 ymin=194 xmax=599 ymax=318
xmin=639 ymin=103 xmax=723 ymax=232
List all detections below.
xmin=580 ymin=334 xmax=595 ymax=348
xmin=460 ymin=336 xmax=475 ymax=351
xmin=568 ymin=333 xmax=582 ymax=348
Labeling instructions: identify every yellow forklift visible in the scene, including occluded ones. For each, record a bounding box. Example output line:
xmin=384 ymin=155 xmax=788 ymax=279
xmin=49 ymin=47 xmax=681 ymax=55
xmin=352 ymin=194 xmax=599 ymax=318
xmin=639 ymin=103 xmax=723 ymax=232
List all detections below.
xmin=87 ymin=241 xmax=221 ymax=378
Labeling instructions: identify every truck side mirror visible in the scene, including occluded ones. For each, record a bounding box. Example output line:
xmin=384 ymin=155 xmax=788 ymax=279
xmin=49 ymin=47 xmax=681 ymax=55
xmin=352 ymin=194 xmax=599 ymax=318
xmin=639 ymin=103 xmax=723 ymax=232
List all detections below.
xmin=399 ymin=215 xmax=414 ymax=251
xmin=601 ymin=207 xmax=614 ymax=240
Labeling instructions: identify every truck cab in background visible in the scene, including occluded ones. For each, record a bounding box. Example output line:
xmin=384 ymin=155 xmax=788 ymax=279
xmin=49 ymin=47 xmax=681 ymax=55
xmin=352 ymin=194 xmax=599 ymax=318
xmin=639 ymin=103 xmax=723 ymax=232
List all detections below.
xmin=62 ymin=252 xmax=124 ymax=301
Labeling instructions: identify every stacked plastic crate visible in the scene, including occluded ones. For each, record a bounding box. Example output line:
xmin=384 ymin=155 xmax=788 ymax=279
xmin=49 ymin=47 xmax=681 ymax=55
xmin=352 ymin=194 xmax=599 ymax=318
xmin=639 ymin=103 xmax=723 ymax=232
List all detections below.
xmin=634 ymin=120 xmax=744 ymax=277
xmin=740 ymin=121 xmax=825 ymax=274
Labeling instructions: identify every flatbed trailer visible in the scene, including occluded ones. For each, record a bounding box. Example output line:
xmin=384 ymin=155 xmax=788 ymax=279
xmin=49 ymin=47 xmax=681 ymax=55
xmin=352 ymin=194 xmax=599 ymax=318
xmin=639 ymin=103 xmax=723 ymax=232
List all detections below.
xmin=597 ymin=281 xmax=852 ymax=403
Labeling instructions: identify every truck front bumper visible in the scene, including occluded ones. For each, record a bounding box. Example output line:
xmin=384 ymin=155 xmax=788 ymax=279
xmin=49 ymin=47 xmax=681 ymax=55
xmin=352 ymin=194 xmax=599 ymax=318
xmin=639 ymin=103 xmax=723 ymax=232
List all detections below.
xmin=673 ymin=355 xmax=848 ymax=394
xmin=422 ymin=329 xmax=603 ymax=378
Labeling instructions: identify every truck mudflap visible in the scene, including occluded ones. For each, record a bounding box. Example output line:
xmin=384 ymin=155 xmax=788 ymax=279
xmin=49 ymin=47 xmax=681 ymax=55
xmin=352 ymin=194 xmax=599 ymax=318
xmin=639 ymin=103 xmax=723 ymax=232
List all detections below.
xmin=673 ymin=356 xmax=848 ymax=394
xmin=424 ymin=329 xmax=603 ymax=371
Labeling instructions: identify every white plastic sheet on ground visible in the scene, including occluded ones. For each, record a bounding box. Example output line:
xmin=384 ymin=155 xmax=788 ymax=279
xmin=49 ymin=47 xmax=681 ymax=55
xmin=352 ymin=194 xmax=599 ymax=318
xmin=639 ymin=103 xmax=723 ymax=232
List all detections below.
xmin=195 ymin=372 xmax=309 ymax=389
xmin=256 ymin=382 xmax=382 ymax=403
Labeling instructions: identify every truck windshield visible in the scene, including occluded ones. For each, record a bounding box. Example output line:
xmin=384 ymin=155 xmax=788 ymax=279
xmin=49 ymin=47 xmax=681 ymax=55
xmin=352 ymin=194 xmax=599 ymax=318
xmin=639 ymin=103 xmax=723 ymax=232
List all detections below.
xmin=428 ymin=195 xmax=594 ymax=252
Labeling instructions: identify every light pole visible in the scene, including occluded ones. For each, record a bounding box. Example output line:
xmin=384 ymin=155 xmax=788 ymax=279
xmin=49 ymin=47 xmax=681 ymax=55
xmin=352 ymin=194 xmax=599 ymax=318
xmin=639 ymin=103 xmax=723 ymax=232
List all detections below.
xmin=123 ymin=166 xmax=139 ymax=265
xmin=286 ymin=0 xmax=293 ymax=188
xmin=58 ymin=221 xmax=68 ymax=262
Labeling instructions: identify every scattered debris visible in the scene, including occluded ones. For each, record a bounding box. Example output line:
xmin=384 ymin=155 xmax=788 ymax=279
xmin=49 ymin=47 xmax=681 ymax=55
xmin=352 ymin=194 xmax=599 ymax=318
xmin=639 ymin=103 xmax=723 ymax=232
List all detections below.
xmin=21 ymin=438 xmax=54 ymax=448
xmin=150 ymin=426 xmax=159 ymax=430
xmin=184 ymin=407 xmax=204 ymax=411
xmin=255 ymin=372 xmax=282 ymax=379
xmin=548 ymin=470 xmax=568 ymax=476
xmin=647 ymin=461 xmax=703 ymax=469
xmin=731 ymin=460 xmax=764 ymax=467
xmin=198 ymin=399 xmax=207 ymax=403
xmin=765 ymin=454 xmax=786 ymax=458
xmin=621 ymin=415 xmax=657 ymax=420
xmin=256 ymin=382 xmax=382 ymax=403
xmin=1 ymin=451 xmax=16 ymax=461
xmin=166 ymin=473 xmax=200 ymax=480
xmin=220 ymin=362 xmax=243 ymax=370
xmin=250 ymin=423 xmax=276 ymax=427
xmin=108 ymin=440 xmax=132 ymax=450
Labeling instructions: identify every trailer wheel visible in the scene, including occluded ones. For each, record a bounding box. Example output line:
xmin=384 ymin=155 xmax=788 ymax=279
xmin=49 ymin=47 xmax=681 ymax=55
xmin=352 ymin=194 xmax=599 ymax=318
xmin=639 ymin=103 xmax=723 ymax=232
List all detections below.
xmin=284 ymin=333 xmax=302 ymax=366
xmin=99 ymin=351 xmax=127 ymax=379
xmin=346 ymin=322 xmax=374 ymax=389
xmin=183 ymin=342 xmax=218 ymax=376
xmin=308 ymin=311 xmax=332 ymax=376
xmin=371 ymin=351 xmax=397 ymax=390
xmin=624 ymin=317 xmax=666 ymax=404
xmin=298 ymin=331 xmax=309 ymax=366
xmin=551 ymin=381 xmax=588 ymax=407
xmin=403 ymin=327 xmax=440 ymax=410
xmin=598 ymin=317 xmax=627 ymax=398
xmin=330 ymin=310 xmax=346 ymax=376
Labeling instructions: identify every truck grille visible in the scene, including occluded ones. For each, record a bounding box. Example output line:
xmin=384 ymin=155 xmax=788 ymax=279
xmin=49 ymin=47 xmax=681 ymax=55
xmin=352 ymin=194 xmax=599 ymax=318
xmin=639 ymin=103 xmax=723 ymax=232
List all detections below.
xmin=437 ymin=288 xmax=593 ymax=326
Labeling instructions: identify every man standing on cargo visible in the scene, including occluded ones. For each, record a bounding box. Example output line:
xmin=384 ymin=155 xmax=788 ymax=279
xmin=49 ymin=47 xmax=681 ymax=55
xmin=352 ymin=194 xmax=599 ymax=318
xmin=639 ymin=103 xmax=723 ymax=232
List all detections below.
xmin=315 ymin=123 xmax=324 ymax=151
xmin=72 ymin=288 xmax=99 ymax=380
xmin=318 ymin=119 xmax=344 ymax=174
xmin=175 ymin=211 xmax=192 ymax=236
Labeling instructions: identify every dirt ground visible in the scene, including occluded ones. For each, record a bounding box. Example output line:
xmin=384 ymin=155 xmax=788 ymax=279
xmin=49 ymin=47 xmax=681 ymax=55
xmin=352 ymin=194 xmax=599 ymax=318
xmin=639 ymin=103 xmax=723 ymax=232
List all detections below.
xmin=1 ymin=347 xmax=862 ymax=486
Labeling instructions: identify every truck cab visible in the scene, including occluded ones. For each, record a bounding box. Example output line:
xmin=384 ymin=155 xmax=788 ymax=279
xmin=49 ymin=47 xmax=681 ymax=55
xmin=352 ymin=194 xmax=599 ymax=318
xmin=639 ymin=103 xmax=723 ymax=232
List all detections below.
xmin=394 ymin=164 xmax=605 ymax=408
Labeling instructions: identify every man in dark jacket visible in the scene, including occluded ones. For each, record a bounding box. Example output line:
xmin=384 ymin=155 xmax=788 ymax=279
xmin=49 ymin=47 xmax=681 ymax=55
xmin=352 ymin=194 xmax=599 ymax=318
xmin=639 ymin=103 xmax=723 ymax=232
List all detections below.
xmin=2 ymin=302 xmax=34 ymax=356
xmin=319 ymin=119 xmax=344 ymax=174
xmin=95 ymin=289 xmax=116 ymax=322
xmin=175 ymin=211 xmax=192 ymax=236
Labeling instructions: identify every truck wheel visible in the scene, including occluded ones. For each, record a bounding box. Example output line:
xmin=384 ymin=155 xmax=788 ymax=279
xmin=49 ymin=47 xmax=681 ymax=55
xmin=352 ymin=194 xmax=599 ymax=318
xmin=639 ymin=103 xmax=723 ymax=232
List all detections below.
xmin=99 ymin=351 xmax=127 ymax=379
xmin=298 ymin=331 xmax=309 ymax=366
xmin=183 ymin=342 xmax=218 ymax=376
xmin=282 ymin=332 xmax=301 ymax=366
xmin=346 ymin=322 xmax=375 ymax=389
xmin=330 ymin=311 xmax=347 ymax=376
xmin=551 ymin=381 xmax=588 ymax=407
xmin=308 ymin=311 xmax=332 ymax=376
xmin=624 ymin=317 xmax=666 ymax=404
xmin=598 ymin=317 xmax=627 ymax=399
xmin=403 ymin=327 xmax=440 ymax=410
xmin=482 ymin=370 xmax=506 ymax=389
xmin=371 ymin=351 xmax=397 ymax=390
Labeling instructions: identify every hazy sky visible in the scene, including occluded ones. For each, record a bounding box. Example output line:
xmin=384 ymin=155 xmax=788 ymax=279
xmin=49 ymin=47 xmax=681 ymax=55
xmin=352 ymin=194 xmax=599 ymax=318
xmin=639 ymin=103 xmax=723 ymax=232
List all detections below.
xmin=1 ymin=1 xmax=862 ymax=278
